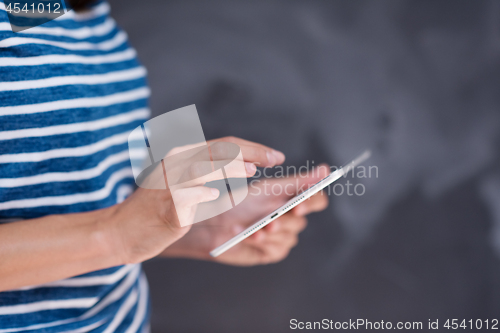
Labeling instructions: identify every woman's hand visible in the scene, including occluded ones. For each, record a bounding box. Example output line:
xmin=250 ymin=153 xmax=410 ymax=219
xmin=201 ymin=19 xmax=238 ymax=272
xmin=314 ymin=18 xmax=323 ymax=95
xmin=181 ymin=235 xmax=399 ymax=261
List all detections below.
xmin=161 ymin=165 xmax=330 ymax=266
xmin=0 ymin=136 xmax=283 ymax=291
xmin=107 ymin=137 xmax=286 ymax=264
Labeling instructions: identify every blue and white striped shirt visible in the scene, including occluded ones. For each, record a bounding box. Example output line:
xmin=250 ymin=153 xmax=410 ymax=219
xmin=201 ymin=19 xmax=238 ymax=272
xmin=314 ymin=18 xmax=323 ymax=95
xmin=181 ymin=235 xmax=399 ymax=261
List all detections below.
xmin=0 ymin=1 xmax=151 ymax=331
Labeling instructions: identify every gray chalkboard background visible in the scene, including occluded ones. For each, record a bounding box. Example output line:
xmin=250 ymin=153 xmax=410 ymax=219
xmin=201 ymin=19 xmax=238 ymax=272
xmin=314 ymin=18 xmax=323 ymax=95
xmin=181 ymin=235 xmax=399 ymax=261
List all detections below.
xmin=108 ymin=1 xmax=500 ymax=332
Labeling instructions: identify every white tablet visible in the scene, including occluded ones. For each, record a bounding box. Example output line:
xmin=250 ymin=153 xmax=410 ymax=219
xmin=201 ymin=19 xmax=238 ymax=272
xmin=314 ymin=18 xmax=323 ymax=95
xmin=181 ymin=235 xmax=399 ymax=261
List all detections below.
xmin=210 ymin=150 xmax=372 ymax=257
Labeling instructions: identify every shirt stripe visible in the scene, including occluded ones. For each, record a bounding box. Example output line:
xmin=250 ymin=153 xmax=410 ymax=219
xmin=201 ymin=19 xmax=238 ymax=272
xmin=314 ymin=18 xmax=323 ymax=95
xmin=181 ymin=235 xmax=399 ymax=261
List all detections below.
xmin=0 ymin=86 xmax=150 ymax=116
xmin=0 ymin=265 xmax=142 ymax=333
xmin=0 ymin=298 xmax=99 ymax=316
xmin=0 ymin=66 xmax=146 ymax=91
xmin=0 ymin=167 xmax=133 ymax=209
xmin=0 ymin=30 xmax=127 ymax=50
xmin=0 ymin=107 xmax=149 ymax=140
xmin=0 ymin=131 xmax=130 ymax=163
xmin=0 ymin=0 xmax=150 ymax=331
xmin=0 ymin=48 xmax=136 ymax=66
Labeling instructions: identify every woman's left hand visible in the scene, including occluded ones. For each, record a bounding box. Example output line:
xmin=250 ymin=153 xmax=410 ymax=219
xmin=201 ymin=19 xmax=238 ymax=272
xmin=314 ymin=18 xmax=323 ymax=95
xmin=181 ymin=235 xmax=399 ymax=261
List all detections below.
xmin=161 ymin=165 xmax=329 ymax=266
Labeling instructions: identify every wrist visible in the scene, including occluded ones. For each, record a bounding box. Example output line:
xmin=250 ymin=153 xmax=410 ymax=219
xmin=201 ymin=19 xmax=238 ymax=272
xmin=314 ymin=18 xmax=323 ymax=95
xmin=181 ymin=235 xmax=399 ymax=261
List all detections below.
xmin=93 ymin=205 xmax=128 ymax=267
xmin=104 ymin=195 xmax=193 ymax=264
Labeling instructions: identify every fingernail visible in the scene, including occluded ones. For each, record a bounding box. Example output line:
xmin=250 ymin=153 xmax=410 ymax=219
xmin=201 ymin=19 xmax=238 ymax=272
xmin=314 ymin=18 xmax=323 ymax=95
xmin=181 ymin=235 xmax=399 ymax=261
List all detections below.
xmin=245 ymin=162 xmax=256 ymax=173
xmin=266 ymin=151 xmax=276 ymax=165
xmin=273 ymin=150 xmax=285 ymax=163
xmin=211 ymin=188 xmax=220 ymax=198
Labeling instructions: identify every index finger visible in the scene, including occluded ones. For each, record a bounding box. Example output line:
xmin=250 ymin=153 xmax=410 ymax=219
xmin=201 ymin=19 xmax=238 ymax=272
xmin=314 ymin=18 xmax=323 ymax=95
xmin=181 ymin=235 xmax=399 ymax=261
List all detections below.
xmin=210 ymin=136 xmax=285 ymax=167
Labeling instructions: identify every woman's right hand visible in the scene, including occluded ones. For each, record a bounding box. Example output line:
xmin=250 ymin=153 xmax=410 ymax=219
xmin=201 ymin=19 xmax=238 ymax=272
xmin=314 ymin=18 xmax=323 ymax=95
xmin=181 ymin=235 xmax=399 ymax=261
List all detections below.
xmin=107 ymin=136 xmax=285 ymax=265
xmin=0 ymin=136 xmax=284 ymax=291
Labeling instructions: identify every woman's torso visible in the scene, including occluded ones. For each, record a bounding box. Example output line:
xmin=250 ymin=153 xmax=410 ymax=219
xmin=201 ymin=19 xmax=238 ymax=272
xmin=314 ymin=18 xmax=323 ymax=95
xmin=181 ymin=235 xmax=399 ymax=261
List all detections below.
xmin=0 ymin=1 xmax=150 ymax=331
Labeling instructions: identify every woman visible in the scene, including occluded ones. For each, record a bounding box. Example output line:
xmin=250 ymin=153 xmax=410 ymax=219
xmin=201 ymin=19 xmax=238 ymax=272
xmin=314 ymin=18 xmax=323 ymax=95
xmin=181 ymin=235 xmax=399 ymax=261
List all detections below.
xmin=0 ymin=0 xmax=328 ymax=331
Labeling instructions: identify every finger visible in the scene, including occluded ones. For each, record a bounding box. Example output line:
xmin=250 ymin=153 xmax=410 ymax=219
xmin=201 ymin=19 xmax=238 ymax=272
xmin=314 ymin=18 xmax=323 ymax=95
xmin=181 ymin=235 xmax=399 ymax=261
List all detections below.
xmin=208 ymin=141 xmax=243 ymax=162
xmin=260 ymin=215 xmax=307 ymax=236
xmin=239 ymin=144 xmax=284 ymax=168
xmin=292 ymin=191 xmax=329 ymax=216
xmin=212 ymin=136 xmax=278 ymax=152
xmin=168 ymin=143 xmax=279 ymax=186
xmin=176 ymin=159 xmax=256 ymax=185
xmin=273 ymin=215 xmax=308 ymax=234
xmin=166 ymin=142 xmax=207 ymax=157
xmin=263 ymin=219 xmax=281 ymax=232
xmin=211 ymin=136 xmax=286 ymax=167
xmin=170 ymin=186 xmax=219 ymax=207
xmin=255 ymin=230 xmax=300 ymax=247
xmin=249 ymin=228 xmax=266 ymax=242
xmin=218 ymin=243 xmax=266 ymax=266
xmin=165 ymin=142 xmax=241 ymax=174
xmin=253 ymin=216 xmax=307 ymax=240
xmin=249 ymin=236 xmax=298 ymax=264
xmin=165 ymin=138 xmax=285 ymax=173
xmin=222 ymin=232 xmax=298 ymax=265
xmin=170 ymin=139 xmax=283 ymax=166
xmin=212 ymin=142 xmax=284 ymax=168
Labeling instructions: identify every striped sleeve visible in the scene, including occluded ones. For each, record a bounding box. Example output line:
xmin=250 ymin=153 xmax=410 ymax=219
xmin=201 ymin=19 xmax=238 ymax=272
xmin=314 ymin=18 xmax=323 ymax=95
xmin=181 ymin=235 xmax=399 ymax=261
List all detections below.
xmin=0 ymin=1 xmax=151 ymax=331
